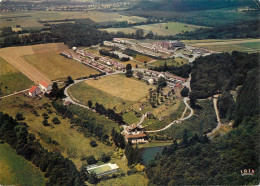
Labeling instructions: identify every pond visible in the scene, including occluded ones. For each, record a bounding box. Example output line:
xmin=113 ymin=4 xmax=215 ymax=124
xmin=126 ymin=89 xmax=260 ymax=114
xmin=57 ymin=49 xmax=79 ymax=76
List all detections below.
xmin=142 ymin=145 xmax=168 ymax=165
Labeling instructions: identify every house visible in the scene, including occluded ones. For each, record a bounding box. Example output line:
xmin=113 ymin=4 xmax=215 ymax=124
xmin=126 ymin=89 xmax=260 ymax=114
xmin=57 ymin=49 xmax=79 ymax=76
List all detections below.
xmin=124 ymin=124 xmax=147 ymax=144
xmin=39 ymin=81 xmax=52 ymax=93
xmin=28 ymin=85 xmax=41 ymax=97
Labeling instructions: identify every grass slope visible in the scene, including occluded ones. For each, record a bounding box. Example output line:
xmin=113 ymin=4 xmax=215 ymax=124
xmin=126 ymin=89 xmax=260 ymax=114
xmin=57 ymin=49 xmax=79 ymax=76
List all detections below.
xmin=150 ymin=57 xmax=188 ymax=67
xmin=0 ymin=57 xmax=33 ymax=96
xmin=0 ymin=143 xmax=45 ymax=186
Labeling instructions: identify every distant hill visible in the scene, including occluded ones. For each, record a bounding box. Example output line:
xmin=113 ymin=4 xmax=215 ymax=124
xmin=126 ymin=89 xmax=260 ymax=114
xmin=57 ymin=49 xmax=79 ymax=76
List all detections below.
xmin=130 ymin=0 xmax=256 ymax=12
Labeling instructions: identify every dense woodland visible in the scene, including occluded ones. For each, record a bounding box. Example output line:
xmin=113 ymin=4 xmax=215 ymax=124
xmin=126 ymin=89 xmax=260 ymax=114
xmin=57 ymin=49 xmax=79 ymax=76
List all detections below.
xmin=145 ymin=52 xmax=260 ymax=185
xmin=0 ymin=112 xmax=84 ymax=185
xmin=150 ymin=63 xmax=191 ymax=78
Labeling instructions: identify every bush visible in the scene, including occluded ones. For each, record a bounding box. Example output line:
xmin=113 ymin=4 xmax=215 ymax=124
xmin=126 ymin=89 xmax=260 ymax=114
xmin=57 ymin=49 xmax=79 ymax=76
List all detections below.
xmin=100 ymin=153 xmax=111 ymax=163
xmin=15 ymin=113 xmax=25 ymax=121
xmin=52 ymin=117 xmax=61 ymax=124
xmin=42 ymin=119 xmax=50 ymax=126
xmin=86 ymin=155 xmax=97 ymax=165
xmin=42 ymin=113 xmax=49 ymax=119
xmin=90 ymin=140 xmax=98 ymax=147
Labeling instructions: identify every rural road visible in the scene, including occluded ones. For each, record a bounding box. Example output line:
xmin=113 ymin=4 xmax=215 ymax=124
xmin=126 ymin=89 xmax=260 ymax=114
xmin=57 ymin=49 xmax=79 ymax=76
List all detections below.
xmin=147 ymin=97 xmax=194 ymax=133
xmin=0 ymin=89 xmax=29 ymax=100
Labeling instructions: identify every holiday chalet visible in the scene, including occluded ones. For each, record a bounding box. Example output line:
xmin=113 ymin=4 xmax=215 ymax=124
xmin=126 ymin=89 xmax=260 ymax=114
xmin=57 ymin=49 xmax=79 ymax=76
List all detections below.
xmin=124 ymin=124 xmax=147 ymax=144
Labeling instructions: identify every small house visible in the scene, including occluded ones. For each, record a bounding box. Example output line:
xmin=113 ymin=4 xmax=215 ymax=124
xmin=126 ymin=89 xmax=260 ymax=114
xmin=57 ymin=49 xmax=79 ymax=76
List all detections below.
xmin=39 ymin=81 xmax=52 ymax=93
xmin=124 ymin=124 xmax=147 ymax=144
xmin=28 ymin=86 xmax=41 ymax=97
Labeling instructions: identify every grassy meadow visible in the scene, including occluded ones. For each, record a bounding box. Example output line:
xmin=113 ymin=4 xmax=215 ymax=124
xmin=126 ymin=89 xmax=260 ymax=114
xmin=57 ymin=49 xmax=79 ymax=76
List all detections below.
xmin=184 ymin=38 xmax=260 ymax=52
xmin=150 ymin=57 xmax=188 ymax=67
xmin=102 ymin=21 xmax=205 ymax=36
xmin=0 ymin=11 xmax=147 ymax=30
xmin=0 ymin=57 xmax=33 ymax=96
xmin=0 ymin=143 xmax=45 ymax=186
xmin=22 ymin=52 xmax=99 ymax=81
xmin=69 ymin=74 xmax=154 ymax=113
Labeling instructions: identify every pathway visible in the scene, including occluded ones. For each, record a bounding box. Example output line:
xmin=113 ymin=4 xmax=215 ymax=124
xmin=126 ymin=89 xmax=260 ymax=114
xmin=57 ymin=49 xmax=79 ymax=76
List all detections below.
xmin=0 ymin=89 xmax=29 ymax=100
xmin=147 ymin=97 xmax=194 ymax=133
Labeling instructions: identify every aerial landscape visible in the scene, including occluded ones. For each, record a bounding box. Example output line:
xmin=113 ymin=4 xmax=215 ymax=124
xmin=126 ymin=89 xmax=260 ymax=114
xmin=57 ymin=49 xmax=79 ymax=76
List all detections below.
xmin=0 ymin=0 xmax=259 ymax=185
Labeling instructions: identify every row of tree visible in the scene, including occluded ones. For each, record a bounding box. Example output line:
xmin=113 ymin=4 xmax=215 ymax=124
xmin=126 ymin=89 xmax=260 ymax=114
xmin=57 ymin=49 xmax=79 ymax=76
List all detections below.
xmin=150 ymin=63 xmax=191 ymax=78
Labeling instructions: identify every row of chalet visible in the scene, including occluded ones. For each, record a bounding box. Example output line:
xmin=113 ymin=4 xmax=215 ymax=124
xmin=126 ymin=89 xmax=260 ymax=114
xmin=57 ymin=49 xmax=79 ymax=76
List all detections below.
xmin=124 ymin=124 xmax=147 ymax=144
xmin=99 ymin=57 xmax=125 ymax=69
xmin=28 ymin=81 xmax=52 ymax=97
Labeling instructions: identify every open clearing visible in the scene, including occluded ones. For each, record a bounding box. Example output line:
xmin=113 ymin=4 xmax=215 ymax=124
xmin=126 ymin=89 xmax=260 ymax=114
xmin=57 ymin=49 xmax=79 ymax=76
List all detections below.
xmin=0 ymin=11 xmax=147 ymax=30
xmin=22 ymin=52 xmax=99 ymax=81
xmin=0 ymin=143 xmax=45 ymax=186
xmin=69 ymin=74 xmax=154 ymax=112
xmin=184 ymin=39 xmax=260 ymax=52
xmin=0 ymin=57 xmax=33 ymax=96
xmin=102 ymin=21 xmax=205 ymax=36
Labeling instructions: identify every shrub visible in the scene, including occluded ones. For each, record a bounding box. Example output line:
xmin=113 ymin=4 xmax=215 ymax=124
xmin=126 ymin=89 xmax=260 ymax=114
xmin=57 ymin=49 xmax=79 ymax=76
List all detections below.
xmin=15 ymin=113 xmax=25 ymax=121
xmin=52 ymin=117 xmax=61 ymax=124
xmin=90 ymin=140 xmax=98 ymax=147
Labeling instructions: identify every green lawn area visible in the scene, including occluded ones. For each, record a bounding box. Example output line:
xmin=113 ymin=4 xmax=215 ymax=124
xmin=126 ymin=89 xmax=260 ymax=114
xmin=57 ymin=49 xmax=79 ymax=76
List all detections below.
xmin=123 ymin=111 xmax=141 ymax=124
xmin=68 ymin=74 xmax=154 ymax=113
xmin=0 ymin=143 xmax=45 ymax=186
xmin=238 ymin=42 xmax=260 ymax=50
xmin=0 ymin=57 xmax=33 ymax=96
xmin=150 ymin=57 xmax=188 ymax=67
xmin=22 ymin=51 xmax=99 ymax=81
xmin=134 ymin=54 xmax=154 ymax=63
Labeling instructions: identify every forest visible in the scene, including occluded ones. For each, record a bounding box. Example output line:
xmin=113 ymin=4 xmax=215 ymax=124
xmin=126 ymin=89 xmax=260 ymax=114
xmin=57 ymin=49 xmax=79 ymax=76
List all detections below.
xmin=145 ymin=52 xmax=260 ymax=185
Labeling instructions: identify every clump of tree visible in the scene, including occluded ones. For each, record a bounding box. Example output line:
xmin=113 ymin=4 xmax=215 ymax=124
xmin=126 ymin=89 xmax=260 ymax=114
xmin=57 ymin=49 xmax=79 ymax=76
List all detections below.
xmin=100 ymin=153 xmax=111 ymax=163
xmin=99 ymin=49 xmax=119 ymax=59
xmin=52 ymin=117 xmax=61 ymax=124
xmin=125 ymin=142 xmax=142 ymax=166
xmin=86 ymin=155 xmax=97 ymax=165
xmin=90 ymin=140 xmax=98 ymax=147
xmin=125 ymin=64 xmax=133 ymax=77
xmin=111 ymin=128 xmax=125 ymax=149
xmin=150 ymin=64 xmax=191 ymax=78
xmin=15 ymin=113 xmax=25 ymax=121
xmin=180 ymin=86 xmax=189 ymax=97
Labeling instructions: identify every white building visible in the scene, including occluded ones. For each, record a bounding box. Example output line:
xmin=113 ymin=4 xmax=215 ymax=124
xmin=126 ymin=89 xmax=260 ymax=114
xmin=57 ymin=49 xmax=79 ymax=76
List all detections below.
xmin=39 ymin=81 xmax=52 ymax=93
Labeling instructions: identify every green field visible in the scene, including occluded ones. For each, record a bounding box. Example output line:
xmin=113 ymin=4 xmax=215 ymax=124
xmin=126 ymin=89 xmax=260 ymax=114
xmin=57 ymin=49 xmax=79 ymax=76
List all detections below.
xmin=22 ymin=52 xmax=99 ymax=81
xmin=0 ymin=57 xmax=33 ymax=96
xmin=185 ymin=39 xmax=260 ymax=52
xmin=68 ymin=74 xmax=154 ymax=113
xmin=0 ymin=11 xmax=147 ymax=30
xmin=102 ymin=21 xmax=205 ymax=36
xmin=98 ymin=174 xmax=148 ymax=186
xmin=0 ymin=143 xmax=45 ymax=186
xmin=150 ymin=57 xmax=188 ymax=67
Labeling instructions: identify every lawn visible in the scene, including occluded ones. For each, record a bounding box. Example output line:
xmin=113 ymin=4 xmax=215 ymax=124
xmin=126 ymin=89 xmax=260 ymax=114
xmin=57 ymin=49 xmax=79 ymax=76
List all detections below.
xmin=0 ymin=57 xmax=33 ymax=96
xmin=150 ymin=57 xmax=188 ymax=67
xmin=22 ymin=52 xmax=100 ymax=81
xmin=0 ymin=143 xmax=45 ymax=186
xmin=102 ymin=21 xmax=205 ymax=36
xmin=123 ymin=111 xmax=141 ymax=124
xmin=69 ymin=74 xmax=154 ymax=113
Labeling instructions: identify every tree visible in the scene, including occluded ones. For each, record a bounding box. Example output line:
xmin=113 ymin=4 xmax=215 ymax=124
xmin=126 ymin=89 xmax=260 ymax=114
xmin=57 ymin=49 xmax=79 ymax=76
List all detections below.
xmin=135 ymin=29 xmax=144 ymax=39
xmin=137 ymin=71 xmax=144 ymax=80
xmin=15 ymin=113 xmax=24 ymax=121
xmin=88 ymin=100 xmax=93 ymax=108
xmin=181 ymin=86 xmax=189 ymax=97
xmin=189 ymin=91 xmax=199 ymax=108
xmin=125 ymin=64 xmax=133 ymax=77
xmin=66 ymin=76 xmax=74 ymax=85
xmin=86 ymin=155 xmax=97 ymax=165
xmin=100 ymin=153 xmax=111 ymax=163
xmin=52 ymin=117 xmax=61 ymax=124
xmin=88 ymin=173 xmax=99 ymax=184
xmin=182 ymin=129 xmax=188 ymax=147
xmin=90 ymin=140 xmax=98 ymax=147
xmin=157 ymin=77 xmax=167 ymax=88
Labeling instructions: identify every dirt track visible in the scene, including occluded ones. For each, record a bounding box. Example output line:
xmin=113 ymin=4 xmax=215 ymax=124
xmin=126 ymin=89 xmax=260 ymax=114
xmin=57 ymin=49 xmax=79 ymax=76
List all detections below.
xmin=0 ymin=43 xmax=68 ymax=84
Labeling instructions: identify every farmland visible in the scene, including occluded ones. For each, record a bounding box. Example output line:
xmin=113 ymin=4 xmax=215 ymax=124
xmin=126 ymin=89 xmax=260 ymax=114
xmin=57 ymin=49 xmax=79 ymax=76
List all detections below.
xmin=68 ymin=74 xmax=154 ymax=113
xmin=184 ymin=38 xmax=260 ymax=52
xmin=0 ymin=57 xmax=33 ymax=96
xmin=0 ymin=143 xmax=45 ymax=186
xmin=0 ymin=11 xmax=147 ymax=30
xmin=102 ymin=21 xmax=206 ymax=36
xmin=22 ymin=52 xmax=99 ymax=81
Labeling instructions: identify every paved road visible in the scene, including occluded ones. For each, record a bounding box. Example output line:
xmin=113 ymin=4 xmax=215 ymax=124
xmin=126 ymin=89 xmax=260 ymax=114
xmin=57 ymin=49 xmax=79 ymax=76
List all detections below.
xmin=0 ymin=89 xmax=29 ymax=99
xmin=63 ymin=71 xmax=122 ymax=108
xmin=147 ymin=97 xmax=194 ymax=133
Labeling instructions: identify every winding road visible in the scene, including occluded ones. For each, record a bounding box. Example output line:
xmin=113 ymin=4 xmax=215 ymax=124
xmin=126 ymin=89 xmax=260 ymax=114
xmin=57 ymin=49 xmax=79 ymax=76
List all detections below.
xmin=147 ymin=97 xmax=194 ymax=133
